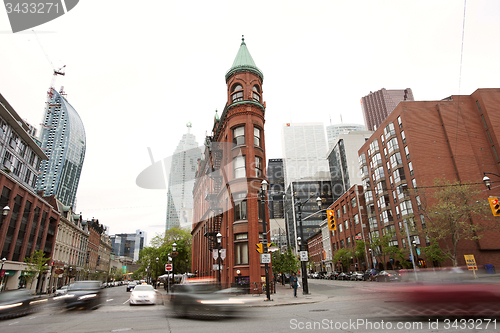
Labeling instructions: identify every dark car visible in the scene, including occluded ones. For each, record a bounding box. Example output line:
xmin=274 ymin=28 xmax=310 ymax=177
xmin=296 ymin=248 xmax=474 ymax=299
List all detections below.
xmin=60 ymin=281 xmax=103 ymax=310
xmin=126 ymin=281 xmax=137 ymax=292
xmin=0 ymin=289 xmax=43 ymax=319
xmin=170 ymin=283 xmax=245 ymax=318
xmin=374 ymin=270 xmax=401 ymax=282
xmin=326 ymin=272 xmax=338 ymax=280
xmin=337 ymin=272 xmax=351 ymax=280
xmin=362 ymin=269 xmax=380 ymax=281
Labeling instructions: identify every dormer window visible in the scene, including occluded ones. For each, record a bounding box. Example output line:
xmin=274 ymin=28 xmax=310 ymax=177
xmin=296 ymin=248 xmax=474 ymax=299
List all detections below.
xmin=252 ymin=86 xmax=261 ymax=102
xmin=231 ymin=84 xmax=243 ymax=102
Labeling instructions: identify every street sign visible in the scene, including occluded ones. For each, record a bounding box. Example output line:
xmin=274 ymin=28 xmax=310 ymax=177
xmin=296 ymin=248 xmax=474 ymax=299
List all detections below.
xmin=464 ymin=254 xmax=477 ymax=270
xmin=220 ymin=249 xmax=226 ymax=260
xmin=261 ymin=253 xmax=271 ymax=264
xmin=165 ymin=264 xmax=172 ymax=272
xmin=213 ymin=264 xmax=223 ymax=271
xmin=300 ymin=251 xmax=308 ymax=262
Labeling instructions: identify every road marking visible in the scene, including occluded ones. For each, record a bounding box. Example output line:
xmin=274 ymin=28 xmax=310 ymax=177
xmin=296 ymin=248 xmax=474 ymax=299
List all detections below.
xmin=123 ymin=299 xmax=130 ymax=304
xmin=111 ymin=329 xmax=131 ymax=332
xmin=106 ymin=299 xmax=114 ymax=302
xmin=8 ymin=322 xmax=19 ymax=326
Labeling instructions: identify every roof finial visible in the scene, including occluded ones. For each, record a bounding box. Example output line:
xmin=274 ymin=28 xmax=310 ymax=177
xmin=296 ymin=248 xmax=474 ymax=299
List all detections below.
xmin=241 ymin=35 xmax=245 ymax=45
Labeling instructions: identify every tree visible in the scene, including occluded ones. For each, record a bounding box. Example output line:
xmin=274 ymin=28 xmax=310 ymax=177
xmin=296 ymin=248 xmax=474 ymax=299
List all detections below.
xmin=23 ymin=250 xmax=50 ymax=292
xmin=332 ymin=249 xmax=351 ymax=272
xmin=369 ymin=230 xmax=400 ymax=270
xmin=418 ymin=179 xmax=492 ymax=267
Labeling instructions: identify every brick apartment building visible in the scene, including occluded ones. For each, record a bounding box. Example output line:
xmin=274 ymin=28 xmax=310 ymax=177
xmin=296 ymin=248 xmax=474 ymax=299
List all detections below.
xmin=191 ymin=38 xmax=271 ymax=291
xmin=357 ymin=88 xmax=500 ymax=269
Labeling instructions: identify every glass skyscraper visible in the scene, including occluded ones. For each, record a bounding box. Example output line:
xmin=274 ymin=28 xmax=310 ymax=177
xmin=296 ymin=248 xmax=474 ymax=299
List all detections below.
xmin=165 ymin=123 xmax=201 ymax=230
xmin=36 ymin=87 xmax=86 ymax=208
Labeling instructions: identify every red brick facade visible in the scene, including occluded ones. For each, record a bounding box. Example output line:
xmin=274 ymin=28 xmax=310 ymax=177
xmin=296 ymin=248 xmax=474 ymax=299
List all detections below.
xmin=357 ymin=88 xmax=500 ymax=269
xmin=191 ymin=41 xmax=271 ymax=291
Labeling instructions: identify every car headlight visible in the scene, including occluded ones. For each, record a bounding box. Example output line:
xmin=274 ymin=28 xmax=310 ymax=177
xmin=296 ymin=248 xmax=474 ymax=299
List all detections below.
xmin=0 ymin=302 xmax=23 ymax=310
xmin=78 ymin=294 xmax=98 ymax=300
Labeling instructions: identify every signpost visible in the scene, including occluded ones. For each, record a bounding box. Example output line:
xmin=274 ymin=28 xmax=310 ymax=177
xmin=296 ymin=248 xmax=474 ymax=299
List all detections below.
xmin=165 ymin=264 xmax=172 ymax=272
xmin=261 ymin=253 xmax=271 ymax=264
xmin=464 ymin=254 xmax=478 ymax=279
xmin=300 ymin=251 xmax=308 ymax=262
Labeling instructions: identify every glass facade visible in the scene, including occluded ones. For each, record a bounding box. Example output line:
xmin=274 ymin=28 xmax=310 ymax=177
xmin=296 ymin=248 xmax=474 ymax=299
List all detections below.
xmin=36 ymin=88 xmax=86 ymax=208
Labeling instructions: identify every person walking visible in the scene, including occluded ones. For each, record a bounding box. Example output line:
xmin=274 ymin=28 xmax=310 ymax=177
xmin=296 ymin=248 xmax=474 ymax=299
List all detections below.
xmin=290 ymin=272 xmax=298 ymax=297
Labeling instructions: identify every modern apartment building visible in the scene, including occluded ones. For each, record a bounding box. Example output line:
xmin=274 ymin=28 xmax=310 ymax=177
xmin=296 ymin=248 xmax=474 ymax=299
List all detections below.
xmin=357 ymin=88 xmax=500 ymax=269
xmin=326 ymin=123 xmax=366 ymax=149
xmin=36 ymin=87 xmax=86 ymax=208
xmin=360 ymin=88 xmax=414 ymax=131
xmin=110 ymin=230 xmax=146 ymax=262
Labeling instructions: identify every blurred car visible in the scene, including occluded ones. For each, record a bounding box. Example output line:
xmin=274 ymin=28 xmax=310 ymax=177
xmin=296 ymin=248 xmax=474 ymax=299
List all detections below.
xmin=317 ymin=272 xmax=327 ymax=279
xmin=374 ymin=270 xmax=401 ymax=282
xmin=0 ymin=289 xmax=44 ymax=319
xmin=170 ymin=283 xmax=244 ymax=318
xmin=326 ymin=272 xmax=338 ymax=280
xmin=350 ymin=271 xmax=364 ymax=281
xmin=59 ymin=281 xmax=102 ymax=310
xmin=362 ymin=269 xmax=380 ymax=281
xmin=126 ymin=281 xmax=137 ymax=292
xmin=337 ymin=272 xmax=351 ymax=280
xmin=55 ymin=285 xmax=68 ymax=296
xmin=129 ymin=284 xmax=162 ymax=306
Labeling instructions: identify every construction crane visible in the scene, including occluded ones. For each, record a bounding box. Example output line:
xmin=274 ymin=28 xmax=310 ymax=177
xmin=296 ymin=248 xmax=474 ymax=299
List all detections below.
xmin=48 ymin=65 xmax=66 ymax=99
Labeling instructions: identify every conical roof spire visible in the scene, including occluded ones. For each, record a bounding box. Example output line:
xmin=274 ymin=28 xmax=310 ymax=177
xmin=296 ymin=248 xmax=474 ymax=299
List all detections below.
xmin=225 ymin=35 xmax=263 ymax=81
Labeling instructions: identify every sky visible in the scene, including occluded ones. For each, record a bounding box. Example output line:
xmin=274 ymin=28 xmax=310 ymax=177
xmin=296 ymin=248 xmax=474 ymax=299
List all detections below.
xmin=1 ymin=0 xmax=499 ymax=243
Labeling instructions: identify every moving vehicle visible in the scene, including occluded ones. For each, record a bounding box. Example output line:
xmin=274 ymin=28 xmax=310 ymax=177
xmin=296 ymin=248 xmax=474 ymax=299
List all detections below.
xmin=129 ymin=284 xmax=162 ymax=305
xmin=374 ymin=270 xmax=401 ymax=282
xmin=59 ymin=281 xmax=102 ymax=310
xmin=126 ymin=281 xmax=137 ymax=292
xmin=0 ymin=289 xmax=43 ymax=319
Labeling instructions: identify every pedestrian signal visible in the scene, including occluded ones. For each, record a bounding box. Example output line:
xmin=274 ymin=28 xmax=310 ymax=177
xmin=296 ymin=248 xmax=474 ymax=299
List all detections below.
xmin=327 ymin=210 xmax=336 ymax=231
xmin=256 ymin=243 xmax=263 ymax=254
xmin=488 ymin=197 xmax=500 ymax=216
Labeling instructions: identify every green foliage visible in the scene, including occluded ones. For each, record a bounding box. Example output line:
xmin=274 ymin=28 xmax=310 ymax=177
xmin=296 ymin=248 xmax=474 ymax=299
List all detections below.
xmin=272 ymin=247 xmax=299 ymax=275
xmin=419 ymin=179 xmax=491 ymax=266
xmin=138 ymin=227 xmax=192 ymax=277
xmin=332 ymin=248 xmax=351 ymax=271
xmin=23 ymin=250 xmax=50 ymax=289
xmin=420 ymin=238 xmax=447 ymax=265
xmin=369 ymin=230 xmax=401 ymax=269
xmin=353 ymin=240 xmax=367 ymax=261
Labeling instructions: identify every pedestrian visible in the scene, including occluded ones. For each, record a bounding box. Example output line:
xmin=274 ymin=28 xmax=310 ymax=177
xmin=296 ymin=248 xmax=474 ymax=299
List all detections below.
xmin=290 ymin=272 xmax=298 ymax=297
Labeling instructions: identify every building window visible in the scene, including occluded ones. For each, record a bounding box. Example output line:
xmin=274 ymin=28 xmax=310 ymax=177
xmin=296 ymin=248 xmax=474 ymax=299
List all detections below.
xmin=235 ymin=242 xmax=248 ymax=265
xmin=252 ymin=86 xmax=261 ymax=102
xmin=404 ymin=146 xmax=410 ymax=160
xmin=409 ymin=161 xmax=414 ymax=176
xmin=397 ymin=116 xmax=402 ymax=128
xmin=233 ymin=126 xmax=245 ymax=146
xmin=255 ymin=156 xmax=263 ymax=178
xmin=231 ymin=84 xmax=243 ymax=102
xmin=233 ymin=155 xmax=246 ymax=178
xmin=344 ymin=220 xmax=349 ymax=230
xmin=254 ymin=127 xmax=261 ymax=147
xmin=401 ymin=130 xmax=406 ymax=144
xmin=354 ymin=214 xmax=359 ymax=224
xmin=234 ymin=194 xmax=247 ymax=221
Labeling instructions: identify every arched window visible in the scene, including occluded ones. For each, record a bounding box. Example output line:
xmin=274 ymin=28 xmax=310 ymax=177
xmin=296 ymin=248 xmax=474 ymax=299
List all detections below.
xmin=231 ymin=84 xmax=243 ymax=102
xmin=252 ymin=85 xmax=261 ymax=102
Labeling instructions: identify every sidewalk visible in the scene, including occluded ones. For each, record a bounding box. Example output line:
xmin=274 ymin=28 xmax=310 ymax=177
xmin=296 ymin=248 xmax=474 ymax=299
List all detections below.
xmin=235 ymin=283 xmax=329 ymax=307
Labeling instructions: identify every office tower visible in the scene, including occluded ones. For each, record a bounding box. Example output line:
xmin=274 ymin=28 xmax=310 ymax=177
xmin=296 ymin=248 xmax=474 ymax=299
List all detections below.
xmin=326 ymin=123 xmax=366 ymax=149
xmin=281 ymin=123 xmax=330 ymax=189
xmin=327 ymin=130 xmax=373 ymax=201
xmin=165 ymin=123 xmax=201 ymax=231
xmin=110 ymin=230 xmax=146 ymax=262
xmin=360 ymin=88 xmax=414 ymax=131
xmin=36 ymin=87 xmax=86 ymax=208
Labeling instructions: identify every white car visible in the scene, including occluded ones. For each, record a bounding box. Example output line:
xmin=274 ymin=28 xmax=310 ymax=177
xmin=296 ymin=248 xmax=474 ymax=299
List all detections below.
xmin=55 ymin=285 xmax=68 ymax=296
xmin=129 ymin=285 xmax=163 ymax=306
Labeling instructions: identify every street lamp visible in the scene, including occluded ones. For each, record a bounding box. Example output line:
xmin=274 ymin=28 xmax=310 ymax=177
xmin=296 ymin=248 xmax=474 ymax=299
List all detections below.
xmin=167 ymin=256 xmax=172 ymax=293
xmin=216 ymin=232 xmax=222 ymax=289
xmin=483 ymin=172 xmax=500 ymax=190
xmin=171 ymin=242 xmax=177 ymax=287
xmin=260 ymin=179 xmax=271 ymax=301
xmin=155 ymin=257 xmax=159 ymax=288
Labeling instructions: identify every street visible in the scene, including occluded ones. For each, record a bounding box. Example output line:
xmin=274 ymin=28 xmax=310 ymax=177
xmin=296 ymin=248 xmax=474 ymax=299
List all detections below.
xmin=1 ymin=279 xmax=499 ymax=332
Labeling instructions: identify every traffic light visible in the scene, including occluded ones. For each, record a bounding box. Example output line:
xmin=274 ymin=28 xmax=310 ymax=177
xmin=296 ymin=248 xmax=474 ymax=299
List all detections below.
xmin=327 ymin=210 xmax=336 ymax=231
xmin=488 ymin=197 xmax=500 ymax=216
xmin=256 ymin=243 xmax=263 ymax=253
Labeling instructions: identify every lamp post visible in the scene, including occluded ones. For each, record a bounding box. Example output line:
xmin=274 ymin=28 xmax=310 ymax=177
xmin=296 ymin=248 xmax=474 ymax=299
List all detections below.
xmin=171 ymin=242 xmax=177 ymax=287
xmin=167 ymin=256 xmax=172 ymax=293
xmin=155 ymin=257 xmax=159 ymax=288
xmin=260 ymin=179 xmax=271 ymax=301
xmin=296 ymin=196 xmax=322 ymax=295
xmin=216 ymin=232 xmax=222 ymax=289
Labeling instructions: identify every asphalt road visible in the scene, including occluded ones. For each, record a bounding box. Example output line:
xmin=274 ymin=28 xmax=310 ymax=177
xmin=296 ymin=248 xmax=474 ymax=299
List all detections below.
xmin=1 ymin=280 xmax=499 ymax=332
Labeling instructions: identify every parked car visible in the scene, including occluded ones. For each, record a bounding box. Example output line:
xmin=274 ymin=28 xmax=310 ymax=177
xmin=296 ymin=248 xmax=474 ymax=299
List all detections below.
xmin=129 ymin=284 xmax=163 ymax=306
xmin=337 ymin=272 xmax=351 ymax=280
xmin=60 ymin=281 xmax=103 ymax=310
xmin=55 ymin=285 xmax=68 ymax=296
xmin=326 ymin=272 xmax=338 ymax=280
xmin=317 ymin=272 xmax=328 ymax=279
xmin=362 ymin=269 xmax=380 ymax=281
xmin=350 ymin=271 xmax=364 ymax=281
xmin=374 ymin=270 xmax=402 ymax=282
